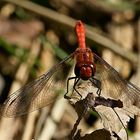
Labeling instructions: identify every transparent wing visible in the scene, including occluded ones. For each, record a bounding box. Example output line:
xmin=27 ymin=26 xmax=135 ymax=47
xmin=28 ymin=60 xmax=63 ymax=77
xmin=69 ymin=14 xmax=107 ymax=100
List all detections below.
xmin=93 ymin=53 xmax=140 ymax=116
xmin=0 ymin=53 xmax=74 ymax=117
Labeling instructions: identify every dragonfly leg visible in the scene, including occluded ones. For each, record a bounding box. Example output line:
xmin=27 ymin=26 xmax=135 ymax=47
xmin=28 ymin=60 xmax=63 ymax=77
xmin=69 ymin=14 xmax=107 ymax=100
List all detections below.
xmin=90 ymin=77 xmax=101 ymax=96
xmin=71 ymin=77 xmax=78 ymax=96
xmin=64 ymin=76 xmax=77 ymax=99
xmin=73 ymin=78 xmax=82 ymax=99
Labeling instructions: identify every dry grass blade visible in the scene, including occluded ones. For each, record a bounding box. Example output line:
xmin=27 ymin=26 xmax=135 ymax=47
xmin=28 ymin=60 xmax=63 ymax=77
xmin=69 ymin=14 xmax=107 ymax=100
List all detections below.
xmin=0 ymin=38 xmax=41 ymax=140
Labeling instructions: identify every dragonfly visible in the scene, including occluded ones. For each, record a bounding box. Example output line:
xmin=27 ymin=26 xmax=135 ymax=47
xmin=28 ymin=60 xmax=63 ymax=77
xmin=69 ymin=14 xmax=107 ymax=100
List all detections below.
xmin=1 ymin=20 xmax=140 ymax=120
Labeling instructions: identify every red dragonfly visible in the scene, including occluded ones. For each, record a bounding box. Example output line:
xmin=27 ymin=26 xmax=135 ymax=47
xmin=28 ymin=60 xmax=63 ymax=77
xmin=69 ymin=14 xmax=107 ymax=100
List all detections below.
xmin=1 ymin=21 xmax=140 ymax=122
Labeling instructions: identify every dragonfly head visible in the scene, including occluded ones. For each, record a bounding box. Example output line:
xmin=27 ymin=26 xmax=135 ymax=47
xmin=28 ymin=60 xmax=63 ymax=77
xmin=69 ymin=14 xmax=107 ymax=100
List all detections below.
xmin=75 ymin=62 xmax=95 ymax=81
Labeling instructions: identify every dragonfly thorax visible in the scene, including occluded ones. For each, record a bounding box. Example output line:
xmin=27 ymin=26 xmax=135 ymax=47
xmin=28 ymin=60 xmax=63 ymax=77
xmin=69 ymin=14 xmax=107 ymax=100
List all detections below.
xmin=74 ymin=47 xmax=95 ymax=80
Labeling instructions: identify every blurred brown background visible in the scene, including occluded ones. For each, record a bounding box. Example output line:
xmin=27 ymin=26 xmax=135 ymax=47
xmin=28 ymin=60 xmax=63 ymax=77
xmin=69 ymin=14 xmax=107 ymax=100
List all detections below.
xmin=0 ymin=0 xmax=140 ymax=140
